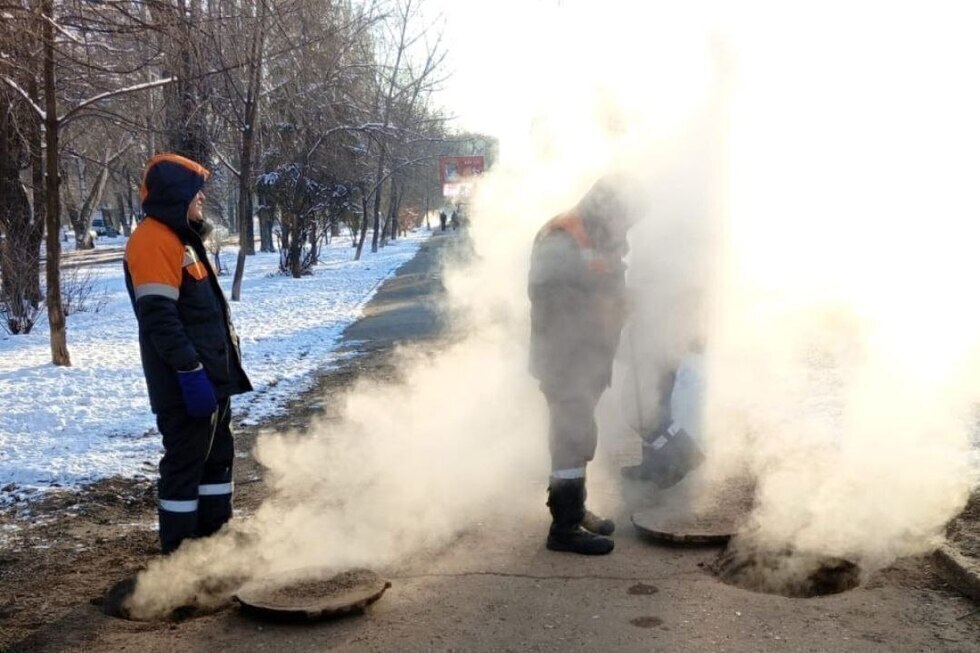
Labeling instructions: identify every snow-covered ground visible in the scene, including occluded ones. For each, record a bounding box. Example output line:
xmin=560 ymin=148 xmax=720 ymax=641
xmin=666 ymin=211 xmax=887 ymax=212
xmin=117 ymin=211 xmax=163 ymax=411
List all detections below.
xmin=0 ymin=231 xmax=427 ymax=499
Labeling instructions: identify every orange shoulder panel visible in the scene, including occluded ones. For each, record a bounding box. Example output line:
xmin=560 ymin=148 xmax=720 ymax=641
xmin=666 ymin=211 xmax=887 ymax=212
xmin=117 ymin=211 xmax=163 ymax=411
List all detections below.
xmin=539 ymin=211 xmax=593 ymax=250
xmin=125 ymin=218 xmax=184 ymax=290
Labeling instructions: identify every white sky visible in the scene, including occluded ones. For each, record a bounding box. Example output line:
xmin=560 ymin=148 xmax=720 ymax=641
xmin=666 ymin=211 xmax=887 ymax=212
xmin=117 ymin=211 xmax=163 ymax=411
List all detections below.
xmin=424 ymin=0 xmax=717 ymax=151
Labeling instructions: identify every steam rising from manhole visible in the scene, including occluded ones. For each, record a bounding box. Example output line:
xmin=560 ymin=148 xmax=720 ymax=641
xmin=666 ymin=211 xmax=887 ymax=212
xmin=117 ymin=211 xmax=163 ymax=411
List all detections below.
xmin=712 ymin=537 xmax=861 ymax=598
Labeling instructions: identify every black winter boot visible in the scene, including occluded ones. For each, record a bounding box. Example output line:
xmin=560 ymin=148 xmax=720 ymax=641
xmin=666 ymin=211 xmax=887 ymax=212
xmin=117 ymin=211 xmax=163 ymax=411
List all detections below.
xmin=620 ymin=424 xmax=705 ymax=489
xmin=582 ymin=510 xmax=616 ymax=536
xmin=546 ymin=478 xmax=614 ymax=555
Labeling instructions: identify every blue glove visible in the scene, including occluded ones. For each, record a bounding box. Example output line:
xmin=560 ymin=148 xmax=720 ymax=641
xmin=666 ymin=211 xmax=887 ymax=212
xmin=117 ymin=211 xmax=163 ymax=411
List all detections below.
xmin=177 ymin=365 xmax=218 ymax=417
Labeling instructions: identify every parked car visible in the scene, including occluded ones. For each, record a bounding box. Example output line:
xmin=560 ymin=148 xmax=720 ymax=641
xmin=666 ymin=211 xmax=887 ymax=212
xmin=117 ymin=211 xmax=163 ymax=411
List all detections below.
xmin=90 ymin=215 xmax=118 ymax=238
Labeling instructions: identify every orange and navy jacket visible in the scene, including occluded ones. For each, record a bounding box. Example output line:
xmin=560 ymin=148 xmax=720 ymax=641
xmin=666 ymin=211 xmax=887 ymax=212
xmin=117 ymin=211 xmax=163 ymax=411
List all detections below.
xmin=534 ymin=211 xmax=613 ymax=274
xmin=527 ymin=210 xmax=628 ymax=388
xmin=124 ymin=154 xmax=251 ymax=413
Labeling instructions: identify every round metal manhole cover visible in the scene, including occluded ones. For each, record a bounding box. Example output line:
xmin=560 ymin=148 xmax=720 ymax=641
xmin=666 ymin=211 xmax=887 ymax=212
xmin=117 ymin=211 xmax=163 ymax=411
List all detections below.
xmin=631 ymin=509 xmax=737 ymax=544
xmin=235 ymin=568 xmax=390 ymax=622
xmin=631 ymin=477 xmax=755 ymax=545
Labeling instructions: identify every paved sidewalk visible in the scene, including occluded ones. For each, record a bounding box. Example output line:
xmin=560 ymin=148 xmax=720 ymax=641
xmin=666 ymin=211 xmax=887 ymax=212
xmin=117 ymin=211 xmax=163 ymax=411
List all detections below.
xmin=340 ymin=232 xmax=449 ymax=349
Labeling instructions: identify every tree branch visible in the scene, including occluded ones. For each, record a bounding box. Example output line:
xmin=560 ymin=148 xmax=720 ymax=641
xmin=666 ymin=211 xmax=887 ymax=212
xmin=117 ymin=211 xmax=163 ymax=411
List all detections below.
xmin=60 ymin=76 xmax=177 ymax=125
xmin=0 ymin=76 xmax=46 ymax=120
xmin=214 ymin=148 xmax=241 ymax=178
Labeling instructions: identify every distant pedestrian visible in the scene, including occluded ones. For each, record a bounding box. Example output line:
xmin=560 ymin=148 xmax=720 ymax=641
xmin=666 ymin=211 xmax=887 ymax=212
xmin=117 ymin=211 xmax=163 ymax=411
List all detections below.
xmin=528 ymin=175 xmax=641 ymax=555
xmin=451 ymin=210 xmax=459 ymax=231
xmin=439 ymin=210 xmax=448 ymax=231
xmin=124 ymin=153 xmax=252 ymax=555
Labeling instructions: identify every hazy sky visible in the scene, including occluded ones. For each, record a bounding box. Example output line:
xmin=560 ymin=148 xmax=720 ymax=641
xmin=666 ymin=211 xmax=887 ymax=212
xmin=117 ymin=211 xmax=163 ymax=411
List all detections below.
xmin=423 ymin=0 xmax=718 ymax=164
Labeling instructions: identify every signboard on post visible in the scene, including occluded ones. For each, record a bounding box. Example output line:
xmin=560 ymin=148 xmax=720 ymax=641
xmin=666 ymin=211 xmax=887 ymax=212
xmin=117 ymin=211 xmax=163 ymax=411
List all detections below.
xmin=439 ymin=155 xmax=485 ymax=198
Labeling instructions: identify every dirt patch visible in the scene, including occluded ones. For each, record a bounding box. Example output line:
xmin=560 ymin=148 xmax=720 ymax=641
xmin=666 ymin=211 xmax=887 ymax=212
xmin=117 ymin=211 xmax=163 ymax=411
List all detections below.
xmin=251 ymin=569 xmax=380 ymax=606
xmin=0 ymin=346 xmax=409 ymax=651
xmin=235 ymin=568 xmax=390 ymax=623
xmin=0 ymin=476 xmax=160 ymax=648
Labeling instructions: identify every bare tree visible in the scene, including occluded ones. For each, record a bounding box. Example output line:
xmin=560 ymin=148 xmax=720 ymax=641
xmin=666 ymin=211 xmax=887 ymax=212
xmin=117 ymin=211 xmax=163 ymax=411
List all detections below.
xmin=208 ymin=0 xmax=275 ymax=300
xmin=2 ymin=0 xmax=173 ymax=365
xmin=0 ymin=14 xmax=44 ymax=335
xmin=61 ymin=134 xmax=131 ymax=249
xmin=359 ymin=0 xmax=447 ymax=255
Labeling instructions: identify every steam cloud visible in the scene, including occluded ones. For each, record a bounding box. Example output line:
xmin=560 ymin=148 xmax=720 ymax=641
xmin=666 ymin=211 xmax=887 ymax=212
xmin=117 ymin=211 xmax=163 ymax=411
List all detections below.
xmin=127 ymin=2 xmax=980 ymax=618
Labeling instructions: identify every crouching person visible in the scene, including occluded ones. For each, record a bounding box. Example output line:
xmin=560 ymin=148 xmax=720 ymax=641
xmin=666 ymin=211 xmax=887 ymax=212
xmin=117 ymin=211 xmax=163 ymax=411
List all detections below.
xmin=124 ymin=153 xmax=252 ymax=554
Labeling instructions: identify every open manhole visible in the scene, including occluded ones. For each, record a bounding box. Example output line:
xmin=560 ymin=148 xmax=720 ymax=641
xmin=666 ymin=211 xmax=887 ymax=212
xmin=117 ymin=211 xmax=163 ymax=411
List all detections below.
xmin=712 ymin=537 xmax=861 ymax=598
xmin=235 ymin=568 xmax=390 ymax=622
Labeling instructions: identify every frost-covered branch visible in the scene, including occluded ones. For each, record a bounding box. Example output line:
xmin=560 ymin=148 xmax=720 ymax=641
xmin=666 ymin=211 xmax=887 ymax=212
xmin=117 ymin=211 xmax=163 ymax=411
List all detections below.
xmin=60 ymin=77 xmax=176 ymax=124
xmin=214 ymin=149 xmax=240 ymax=178
xmin=0 ymin=76 xmax=45 ymax=119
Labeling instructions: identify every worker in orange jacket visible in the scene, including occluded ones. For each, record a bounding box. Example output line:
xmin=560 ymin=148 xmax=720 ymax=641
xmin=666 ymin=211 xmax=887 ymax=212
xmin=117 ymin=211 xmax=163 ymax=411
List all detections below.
xmin=528 ymin=176 xmax=641 ymax=555
xmin=124 ymin=153 xmax=252 ymax=554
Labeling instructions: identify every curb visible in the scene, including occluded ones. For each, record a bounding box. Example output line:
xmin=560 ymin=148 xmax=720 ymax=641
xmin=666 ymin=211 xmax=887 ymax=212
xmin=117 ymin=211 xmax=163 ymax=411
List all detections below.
xmin=933 ymin=545 xmax=980 ymax=603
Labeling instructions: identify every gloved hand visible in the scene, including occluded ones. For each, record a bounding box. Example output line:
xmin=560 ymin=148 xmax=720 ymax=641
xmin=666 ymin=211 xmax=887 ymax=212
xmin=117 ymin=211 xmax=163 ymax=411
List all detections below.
xmin=177 ymin=365 xmax=217 ymax=417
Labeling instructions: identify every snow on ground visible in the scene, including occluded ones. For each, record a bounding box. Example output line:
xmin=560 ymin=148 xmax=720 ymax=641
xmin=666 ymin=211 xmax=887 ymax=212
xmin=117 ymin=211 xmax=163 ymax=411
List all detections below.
xmin=0 ymin=231 xmax=427 ymax=498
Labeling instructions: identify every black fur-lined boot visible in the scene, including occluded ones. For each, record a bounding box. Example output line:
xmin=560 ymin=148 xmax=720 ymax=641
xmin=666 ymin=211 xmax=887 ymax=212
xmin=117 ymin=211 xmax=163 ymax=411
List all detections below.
xmin=582 ymin=510 xmax=615 ymax=536
xmin=620 ymin=424 xmax=704 ymax=488
xmin=546 ymin=478 xmax=614 ymax=555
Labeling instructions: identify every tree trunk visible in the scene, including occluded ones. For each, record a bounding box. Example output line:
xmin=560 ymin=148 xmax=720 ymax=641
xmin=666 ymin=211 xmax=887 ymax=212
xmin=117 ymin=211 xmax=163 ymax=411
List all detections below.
xmin=369 ymin=0 xmax=412 ymax=253
xmin=355 ymin=185 xmax=370 ymax=260
xmin=125 ymin=169 xmax=139 ymax=225
xmin=74 ymin=152 xmax=113 ymax=249
xmin=288 ymin=215 xmax=302 ymax=278
xmin=240 ymin=178 xmax=254 ymax=255
xmin=226 ymin=187 xmax=236 ymax=233
xmin=308 ymin=221 xmax=318 ymax=264
xmin=232 ymin=125 xmax=255 ymax=300
xmin=29 ymin=81 xmax=44 ymax=305
xmin=231 ymin=0 xmax=267 ymax=299
xmin=0 ymin=92 xmax=40 ymax=334
xmin=259 ymin=209 xmax=274 ymax=252
xmin=380 ymin=178 xmax=400 ymax=247
xmin=116 ymin=193 xmax=130 ymax=236
xmin=370 ymin=157 xmax=384 ymax=254
xmin=66 ymin=205 xmax=92 ymax=250
xmin=43 ymin=0 xmax=70 ymax=366
xmin=259 ymin=217 xmax=272 ymax=252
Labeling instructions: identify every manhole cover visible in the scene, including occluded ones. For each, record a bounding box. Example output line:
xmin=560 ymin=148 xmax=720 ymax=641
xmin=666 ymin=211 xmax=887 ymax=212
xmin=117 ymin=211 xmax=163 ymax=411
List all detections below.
xmin=631 ymin=476 xmax=754 ymax=545
xmin=712 ymin=538 xmax=860 ymax=598
xmin=631 ymin=509 xmax=736 ymax=544
xmin=235 ymin=568 xmax=390 ymax=622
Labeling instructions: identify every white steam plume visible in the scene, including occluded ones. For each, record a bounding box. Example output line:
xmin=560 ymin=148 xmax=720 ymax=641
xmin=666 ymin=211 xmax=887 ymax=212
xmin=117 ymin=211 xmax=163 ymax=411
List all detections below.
xmin=703 ymin=2 xmax=980 ymax=567
xmin=127 ymin=1 xmax=980 ymax=617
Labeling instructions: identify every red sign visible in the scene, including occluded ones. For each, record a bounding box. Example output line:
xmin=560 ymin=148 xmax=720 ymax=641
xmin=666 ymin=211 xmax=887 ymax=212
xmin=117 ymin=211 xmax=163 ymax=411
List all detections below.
xmin=438 ymin=155 xmax=485 ymax=185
